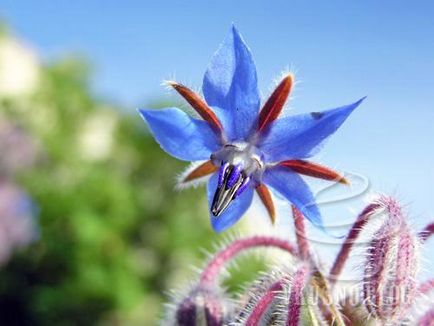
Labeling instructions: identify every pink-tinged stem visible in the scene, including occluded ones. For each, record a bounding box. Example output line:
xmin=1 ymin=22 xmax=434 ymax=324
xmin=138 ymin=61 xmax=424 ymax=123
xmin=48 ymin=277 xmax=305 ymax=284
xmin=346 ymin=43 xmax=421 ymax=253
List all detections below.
xmin=418 ymin=308 xmax=434 ymax=326
xmin=419 ymin=222 xmax=434 ymax=242
xmin=329 ymin=203 xmax=381 ymax=284
xmin=291 ymin=206 xmax=311 ymax=261
xmin=286 ymin=265 xmax=309 ymax=326
xmin=200 ymin=236 xmax=299 ymax=287
xmin=419 ymin=279 xmax=434 ymax=295
xmin=290 ymin=206 xmax=342 ymax=325
xmin=246 ymin=279 xmax=285 ymax=325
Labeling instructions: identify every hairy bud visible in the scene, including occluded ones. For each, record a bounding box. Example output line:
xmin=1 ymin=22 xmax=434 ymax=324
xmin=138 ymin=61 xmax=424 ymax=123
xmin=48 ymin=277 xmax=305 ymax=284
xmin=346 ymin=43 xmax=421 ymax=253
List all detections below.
xmin=362 ymin=196 xmax=419 ymax=321
xmin=284 ymin=265 xmax=310 ymax=326
xmin=232 ymin=270 xmax=288 ymax=325
xmin=173 ymin=285 xmax=230 ymax=326
xmin=163 ymin=236 xmax=299 ymax=325
xmin=233 ymin=265 xmax=311 ymax=326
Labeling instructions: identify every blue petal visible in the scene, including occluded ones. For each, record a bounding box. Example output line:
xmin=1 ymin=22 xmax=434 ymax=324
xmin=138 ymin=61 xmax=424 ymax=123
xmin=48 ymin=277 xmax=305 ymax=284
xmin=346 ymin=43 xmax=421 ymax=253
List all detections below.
xmin=257 ymin=98 xmax=365 ymax=162
xmin=263 ymin=166 xmax=324 ymax=230
xmin=139 ymin=108 xmax=221 ymax=161
xmin=207 ymin=172 xmax=254 ymax=232
xmin=203 ymin=26 xmax=260 ymax=141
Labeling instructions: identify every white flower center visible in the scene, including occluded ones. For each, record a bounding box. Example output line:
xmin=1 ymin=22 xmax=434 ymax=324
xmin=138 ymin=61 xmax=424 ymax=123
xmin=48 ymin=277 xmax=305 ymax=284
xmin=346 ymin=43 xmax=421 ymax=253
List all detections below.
xmin=209 ymin=143 xmax=265 ymax=217
xmin=211 ymin=142 xmax=264 ymax=181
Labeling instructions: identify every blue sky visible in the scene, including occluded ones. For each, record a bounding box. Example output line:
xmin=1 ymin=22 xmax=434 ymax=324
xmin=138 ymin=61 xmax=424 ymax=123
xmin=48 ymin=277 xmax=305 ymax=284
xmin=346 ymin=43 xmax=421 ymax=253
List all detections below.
xmin=1 ymin=1 xmax=434 ymax=239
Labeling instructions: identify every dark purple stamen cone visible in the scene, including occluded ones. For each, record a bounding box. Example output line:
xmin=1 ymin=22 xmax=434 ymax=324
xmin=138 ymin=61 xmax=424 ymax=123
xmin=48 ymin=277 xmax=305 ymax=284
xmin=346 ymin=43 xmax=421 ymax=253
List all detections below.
xmin=212 ymin=163 xmax=249 ymax=216
xmin=234 ymin=177 xmax=250 ymax=198
xmin=362 ymin=196 xmax=419 ymax=322
xmin=226 ymin=164 xmax=242 ymax=188
xmin=217 ymin=163 xmax=229 ymax=187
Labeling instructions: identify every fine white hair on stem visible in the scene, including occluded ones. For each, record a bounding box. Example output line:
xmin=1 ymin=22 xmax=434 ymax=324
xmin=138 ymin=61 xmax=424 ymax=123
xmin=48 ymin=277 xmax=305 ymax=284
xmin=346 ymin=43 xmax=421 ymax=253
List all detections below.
xmin=231 ymin=267 xmax=292 ymax=326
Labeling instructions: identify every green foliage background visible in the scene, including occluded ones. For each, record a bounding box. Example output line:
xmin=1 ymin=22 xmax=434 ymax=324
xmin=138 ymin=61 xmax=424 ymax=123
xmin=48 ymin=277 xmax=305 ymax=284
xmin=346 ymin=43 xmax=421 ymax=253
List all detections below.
xmin=0 ymin=47 xmax=265 ymax=324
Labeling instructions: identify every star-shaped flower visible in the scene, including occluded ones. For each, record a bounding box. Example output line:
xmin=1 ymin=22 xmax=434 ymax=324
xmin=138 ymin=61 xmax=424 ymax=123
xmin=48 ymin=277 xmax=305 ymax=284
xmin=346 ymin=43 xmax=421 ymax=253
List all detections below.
xmin=139 ymin=26 xmax=364 ymax=232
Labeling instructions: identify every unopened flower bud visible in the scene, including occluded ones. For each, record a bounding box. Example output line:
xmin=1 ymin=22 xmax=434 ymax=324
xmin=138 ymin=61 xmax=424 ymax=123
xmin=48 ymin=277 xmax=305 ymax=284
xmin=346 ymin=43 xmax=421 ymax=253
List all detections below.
xmin=172 ymin=285 xmax=231 ymax=326
xmin=164 ymin=236 xmax=299 ymax=325
xmin=362 ymin=196 xmax=419 ymax=321
xmin=233 ymin=265 xmax=311 ymax=326
xmin=233 ymin=270 xmax=288 ymax=325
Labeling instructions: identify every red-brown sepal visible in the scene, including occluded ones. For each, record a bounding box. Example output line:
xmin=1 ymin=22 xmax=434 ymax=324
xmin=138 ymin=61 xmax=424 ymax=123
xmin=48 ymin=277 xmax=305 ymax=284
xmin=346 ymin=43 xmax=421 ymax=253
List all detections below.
xmin=256 ymin=184 xmax=276 ymax=224
xmin=167 ymin=81 xmax=223 ymax=132
xmin=183 ymin=160 xmax=218 ymax=183
xmin=279 ymin=159 xmax=349 ymax=185
xmin=257 ymin=74 xmax=293 ymax=132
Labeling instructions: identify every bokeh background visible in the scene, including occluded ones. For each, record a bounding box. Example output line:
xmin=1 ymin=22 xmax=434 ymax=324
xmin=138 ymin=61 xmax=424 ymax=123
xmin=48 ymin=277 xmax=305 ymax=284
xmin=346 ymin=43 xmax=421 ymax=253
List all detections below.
xmin=0 ymin=1 xmax=433 ymax=325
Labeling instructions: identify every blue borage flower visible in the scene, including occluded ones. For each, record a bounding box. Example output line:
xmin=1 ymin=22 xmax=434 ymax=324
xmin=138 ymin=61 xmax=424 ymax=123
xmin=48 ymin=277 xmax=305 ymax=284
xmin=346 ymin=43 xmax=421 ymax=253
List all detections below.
xmin=139 ymin=26 xmax=364 ymax=233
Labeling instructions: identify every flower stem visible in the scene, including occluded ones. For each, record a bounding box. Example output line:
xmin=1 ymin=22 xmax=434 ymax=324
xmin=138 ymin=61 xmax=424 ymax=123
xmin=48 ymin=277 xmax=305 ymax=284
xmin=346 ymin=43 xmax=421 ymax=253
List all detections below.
xmin=329 ymin=203 xmax=381 ymax=284
xmin=200 ymin=236 xmax=298 ymax=286
xmin=419 ymin=222 xmax=434 ymax=242
xmin=245 ymin=279 xmax=285 ymax=325
xmin=291 ymin=206 xmax=311 ymax=260
xmin=419 ymin=279 xmax=434 ymax=295
xmin=291 ymin=206 xmax=345 ymax=325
